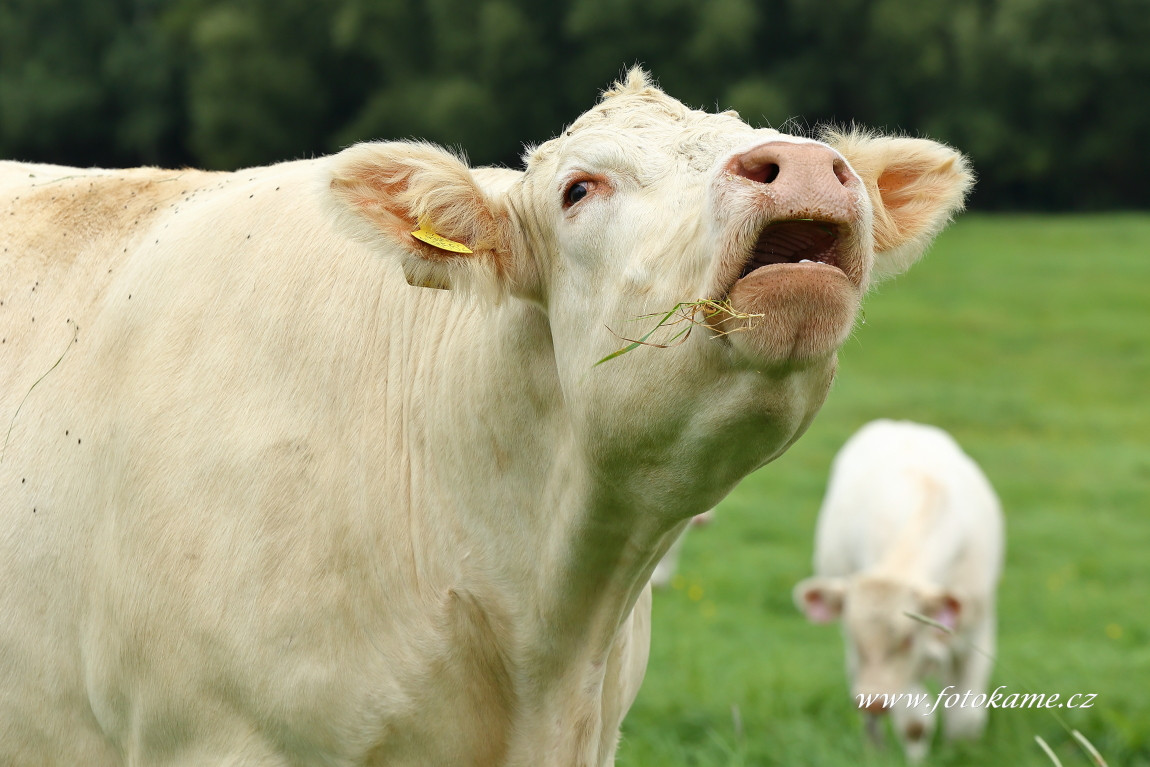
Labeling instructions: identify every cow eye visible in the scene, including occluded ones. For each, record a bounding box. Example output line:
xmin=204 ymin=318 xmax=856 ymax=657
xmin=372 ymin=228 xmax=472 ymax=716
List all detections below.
xmin=565 ymin=181 xmax=590 ymax=207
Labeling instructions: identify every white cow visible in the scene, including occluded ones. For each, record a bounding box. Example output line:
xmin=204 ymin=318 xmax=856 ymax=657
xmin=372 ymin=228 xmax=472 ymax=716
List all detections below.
xmin=0 ymin=70 xmax=971 ymax=766
xmin=794 ymin=420 xmax=1004 ymax=762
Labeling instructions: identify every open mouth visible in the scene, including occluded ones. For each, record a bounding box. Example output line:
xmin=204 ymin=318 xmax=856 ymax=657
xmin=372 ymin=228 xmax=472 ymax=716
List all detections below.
xmin=712 ymin=218 xmax=862 ymax=365
xmin=737 ymin=220 xmax=843 ymax=280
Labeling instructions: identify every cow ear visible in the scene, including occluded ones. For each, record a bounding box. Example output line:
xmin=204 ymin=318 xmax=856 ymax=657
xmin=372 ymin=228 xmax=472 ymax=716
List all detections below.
xmin=917 ymin=589 xmax=962 ymax=634
xmin=794 ymin=577 xmax=846 ymax=624
xmin=328 ymin=141 xmax=516 ymax=301
xmin=824 ymin=130 xmax=974 ymax=282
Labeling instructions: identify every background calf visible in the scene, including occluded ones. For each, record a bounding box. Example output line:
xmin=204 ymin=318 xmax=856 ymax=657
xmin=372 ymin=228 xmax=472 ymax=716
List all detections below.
xmin=794 ymin=419 xmax=1004 ymax=762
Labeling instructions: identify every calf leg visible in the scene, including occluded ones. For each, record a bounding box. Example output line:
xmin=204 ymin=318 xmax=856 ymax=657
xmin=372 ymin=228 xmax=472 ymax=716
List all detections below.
xmin=891 ymin=684 xmax=935 ymax=764
xmin=650 ymin=533 xmax=687 ymax=588
xmin=863 ymin=712 xmax=885 ymax=748
xmin=944 ymin=614 xmax=995 ymax=740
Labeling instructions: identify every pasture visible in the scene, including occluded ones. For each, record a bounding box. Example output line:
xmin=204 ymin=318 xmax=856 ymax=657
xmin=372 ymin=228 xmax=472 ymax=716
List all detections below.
xmin=618 ymin=215 xmax=1150 ymax=766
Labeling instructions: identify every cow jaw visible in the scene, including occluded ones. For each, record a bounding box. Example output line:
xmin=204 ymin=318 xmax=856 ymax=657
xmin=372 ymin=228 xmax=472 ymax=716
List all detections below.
xmin=708 ymin=219 xmax=863 ymax=366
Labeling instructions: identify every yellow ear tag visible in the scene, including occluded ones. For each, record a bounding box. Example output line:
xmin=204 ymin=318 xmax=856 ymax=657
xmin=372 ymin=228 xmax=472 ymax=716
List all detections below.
xmin=411 ymin=219 xmax=473 ymax=254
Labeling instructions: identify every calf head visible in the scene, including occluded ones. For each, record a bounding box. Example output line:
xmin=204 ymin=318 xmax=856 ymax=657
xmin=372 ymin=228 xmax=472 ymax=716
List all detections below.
xmin=795 ymin=575 xmax=964 ymax=708
xmin=329 ymin=69 xmax=972 ymax=514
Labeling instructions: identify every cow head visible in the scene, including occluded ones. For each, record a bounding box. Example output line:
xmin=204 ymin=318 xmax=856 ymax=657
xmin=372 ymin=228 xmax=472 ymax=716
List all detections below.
xmin=795 ymin=575 xmax=963 ymax=711
xmin=329 ymin=69 xmax=972 ymax=515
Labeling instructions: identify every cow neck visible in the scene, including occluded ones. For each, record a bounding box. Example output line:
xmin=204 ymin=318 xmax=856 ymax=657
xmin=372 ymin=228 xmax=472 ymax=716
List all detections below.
xmin=392 ymin=292 xmax=669 ymax=743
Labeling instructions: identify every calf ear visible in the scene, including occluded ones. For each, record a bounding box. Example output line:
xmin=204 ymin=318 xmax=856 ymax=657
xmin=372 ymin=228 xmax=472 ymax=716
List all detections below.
xmin=328 ymin=141 xmax=516 ymax=301
xmin=794 ymin=577 xmax=846 ymax=624
xmin=918 ymin=589 xmax=962 ymax=634
xmin=824 ymin=130 xmax=974 ymax=282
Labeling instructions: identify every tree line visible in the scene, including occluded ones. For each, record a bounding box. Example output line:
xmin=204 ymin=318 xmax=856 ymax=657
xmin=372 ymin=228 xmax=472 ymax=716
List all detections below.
xmin=1 ymin=0 xmax=1147 ymax=210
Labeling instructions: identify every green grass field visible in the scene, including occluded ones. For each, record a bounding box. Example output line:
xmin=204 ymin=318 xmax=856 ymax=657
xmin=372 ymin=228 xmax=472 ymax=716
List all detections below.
xmin=617 ymin=215 xmax=1150 ymax=767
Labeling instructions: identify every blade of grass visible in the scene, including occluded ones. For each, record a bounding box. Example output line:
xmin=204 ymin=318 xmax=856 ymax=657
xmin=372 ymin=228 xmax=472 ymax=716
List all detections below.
xmin=594 ymin=304 xmax=688 ymax=366
xmin=1036 ymin=736 xmax=1064 ymax=767
xmin=1072 ymin=730 xmax=1108 ymax=767
xmin=595 ymin=300 xmax=763 ymax=366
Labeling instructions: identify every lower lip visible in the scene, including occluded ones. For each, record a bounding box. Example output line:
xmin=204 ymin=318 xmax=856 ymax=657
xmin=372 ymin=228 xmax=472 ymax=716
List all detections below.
xmin=711 ymin=261 xmax=860 ymax=365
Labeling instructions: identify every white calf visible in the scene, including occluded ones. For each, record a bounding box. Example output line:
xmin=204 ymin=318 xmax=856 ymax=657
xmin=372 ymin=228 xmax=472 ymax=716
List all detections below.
xmin=795 ymin=420 xmax=1004 ymax=762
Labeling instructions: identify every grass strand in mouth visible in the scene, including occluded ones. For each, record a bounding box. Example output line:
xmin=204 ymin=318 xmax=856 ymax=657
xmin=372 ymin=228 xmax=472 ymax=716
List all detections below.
xmin=594 ymin=299 xmax=763 ymax=367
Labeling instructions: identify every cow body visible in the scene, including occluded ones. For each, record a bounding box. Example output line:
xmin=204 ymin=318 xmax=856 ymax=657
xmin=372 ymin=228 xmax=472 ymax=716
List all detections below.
xmin=795 ymin=420 xmax=1004 ymax=762
xmin=1 ymin=71 xmax=971 ymax=765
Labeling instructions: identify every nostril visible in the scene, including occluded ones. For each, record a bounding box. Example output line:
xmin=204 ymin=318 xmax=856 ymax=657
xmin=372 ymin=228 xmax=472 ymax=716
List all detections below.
xmin=734 ymin=160 xmax=781 ymax=185
xmin=832 ymin=158 xmax=852 ymax=186
xmin=729 ymin=148 xmax=783 ymax=185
